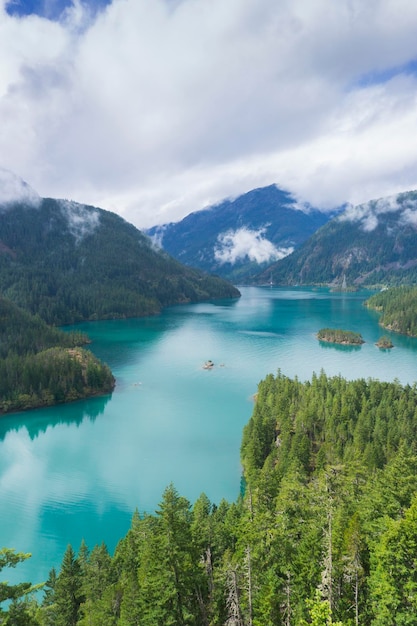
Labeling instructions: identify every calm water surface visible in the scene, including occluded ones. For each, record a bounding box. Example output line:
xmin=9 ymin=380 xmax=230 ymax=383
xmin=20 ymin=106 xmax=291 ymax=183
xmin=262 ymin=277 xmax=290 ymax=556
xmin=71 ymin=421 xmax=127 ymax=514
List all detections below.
xmin=1 ymin=286 xmax=417 ymax=586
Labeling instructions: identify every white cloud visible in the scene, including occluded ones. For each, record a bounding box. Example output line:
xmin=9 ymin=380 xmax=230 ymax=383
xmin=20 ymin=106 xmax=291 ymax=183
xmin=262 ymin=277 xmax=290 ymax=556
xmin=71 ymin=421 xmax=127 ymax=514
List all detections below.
xmin=0 ymin=167 xmax=40 ymax=207
xmin=214 ymin=227 xmax=293 ymax=265
xmin=59 ymin=199 xmax=100 ymax=241
xmin=339 ymin=191 xmax=417 ymax=231
xmin=1 ymin=0 xmax=417 ymax=227
xmin=401 ymin=207 xmax=417 ymax=227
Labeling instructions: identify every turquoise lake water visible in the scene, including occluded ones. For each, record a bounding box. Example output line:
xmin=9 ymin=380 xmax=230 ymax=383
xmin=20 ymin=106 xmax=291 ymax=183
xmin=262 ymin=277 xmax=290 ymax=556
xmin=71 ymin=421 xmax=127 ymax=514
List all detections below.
xmin=1 ymin=286 xmax=417 ymax=587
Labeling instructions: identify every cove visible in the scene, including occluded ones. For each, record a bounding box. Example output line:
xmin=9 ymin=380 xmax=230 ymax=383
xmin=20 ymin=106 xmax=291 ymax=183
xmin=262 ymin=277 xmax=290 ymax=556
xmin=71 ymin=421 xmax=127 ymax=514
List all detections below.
xmin=1 ymin=286 xmax=417 ymax=588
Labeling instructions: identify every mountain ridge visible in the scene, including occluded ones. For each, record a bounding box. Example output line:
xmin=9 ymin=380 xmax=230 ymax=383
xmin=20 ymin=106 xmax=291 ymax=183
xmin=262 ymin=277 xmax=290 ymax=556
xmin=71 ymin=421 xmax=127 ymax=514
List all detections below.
xmin=258 ymin=189 xmax=417 ymax=287
xmin=0 ymin=190 xmax=240 ymax=325
xmin=146 ymin=184 xmax=334 ymax=283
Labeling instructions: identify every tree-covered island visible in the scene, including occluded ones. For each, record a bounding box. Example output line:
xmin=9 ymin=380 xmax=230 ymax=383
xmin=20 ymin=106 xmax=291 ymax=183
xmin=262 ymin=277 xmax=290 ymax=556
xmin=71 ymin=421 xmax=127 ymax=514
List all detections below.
xmin=365 ymin=286 xmax=417 ymax=336
xmin=317 ymin=328 xmax=364 ymax=345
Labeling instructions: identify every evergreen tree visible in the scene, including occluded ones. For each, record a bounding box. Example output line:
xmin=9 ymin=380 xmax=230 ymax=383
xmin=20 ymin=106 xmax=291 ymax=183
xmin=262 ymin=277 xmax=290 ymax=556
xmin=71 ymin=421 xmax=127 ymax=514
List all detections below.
xmin=137 ymin=484 xmax=202 ymax=625
xmin=53 ymin=545 xmax=84 ymax=626
xmin=0 ymin=549 xmax=43 ymax=625
xmin=369 ymin=494 xmax=417 ymax=625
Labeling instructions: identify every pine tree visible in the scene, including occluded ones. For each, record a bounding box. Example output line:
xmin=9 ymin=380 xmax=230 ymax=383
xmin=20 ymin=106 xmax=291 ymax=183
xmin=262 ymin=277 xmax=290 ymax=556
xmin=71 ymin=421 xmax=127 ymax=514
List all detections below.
xmin=54 ymin=545 xmax=85 ymax=626
xmin=0 ymin=549 xmax=36 ymax=624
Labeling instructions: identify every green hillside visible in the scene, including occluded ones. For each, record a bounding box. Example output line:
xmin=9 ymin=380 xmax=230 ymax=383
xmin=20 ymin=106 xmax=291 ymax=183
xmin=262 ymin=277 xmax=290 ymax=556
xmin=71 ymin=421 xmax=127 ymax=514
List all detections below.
xmin=258 ymin=190 xmax=417 ymax=287
xmin=0 ymin=198 xmax=240 ymax=325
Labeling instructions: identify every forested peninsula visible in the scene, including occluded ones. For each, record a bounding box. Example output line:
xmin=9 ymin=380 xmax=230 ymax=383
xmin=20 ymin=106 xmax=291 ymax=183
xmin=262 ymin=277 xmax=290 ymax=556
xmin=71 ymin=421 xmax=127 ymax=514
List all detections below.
xmin=5 ymin=370 xmax=417 ymax=625
xmin=0 ymin=296 xmax=114 ymax=413
xmin=365 ymin=285 xmax=417 ymax=336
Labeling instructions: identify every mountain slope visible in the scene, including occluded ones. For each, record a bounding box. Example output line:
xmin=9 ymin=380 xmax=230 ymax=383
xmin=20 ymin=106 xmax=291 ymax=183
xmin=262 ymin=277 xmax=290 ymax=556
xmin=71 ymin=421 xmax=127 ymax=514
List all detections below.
xmin=146 ymin=185 xmax=332 ymax=283
xmin=0 ymin=191 xmax=240 ymax=325
xmin=259 ymin=190 xmax=417 ymax=287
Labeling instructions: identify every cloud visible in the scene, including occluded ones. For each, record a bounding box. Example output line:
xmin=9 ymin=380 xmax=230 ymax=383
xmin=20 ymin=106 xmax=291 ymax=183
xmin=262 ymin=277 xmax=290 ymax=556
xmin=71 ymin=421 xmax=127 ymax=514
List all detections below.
xmin=340 ymin=191 xmax=417 ymax=231
xmin=59 ymin=199 xmax=100 ymax=241
xmin=1 ymin=1 xmax=417 ymax=227
xmin=401 ymin=207 xmax=417 ymax=227
xmin=0 ymin=167 xmax=40 ymax=207
xmin=214 ymin=227 xmax=293 ymax=265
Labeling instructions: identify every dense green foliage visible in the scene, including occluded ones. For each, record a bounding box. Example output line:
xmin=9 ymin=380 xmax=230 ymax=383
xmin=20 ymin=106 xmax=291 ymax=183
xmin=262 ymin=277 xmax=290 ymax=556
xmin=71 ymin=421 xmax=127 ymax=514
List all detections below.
xmin=365 ymin=286 xmax=417 ymax=336
xmin=317 ymin=328 xmax=364 ymax=345
xmin=0 ymin=296 xmax=114 ymax=413
xmin=0 ymin=199 xmax=239 ymax=325
xmin=0 ymin=296 xmax=88 ymax=358
xmin=0 ymin=346 xmax=114 ymax=413
xmin=147 ymin=185 xmax=331 ymax=283
xmin=7 ymin=371 xmax=417 ymax=625
xmin=259 ymin=191 xmax=417 ymax=287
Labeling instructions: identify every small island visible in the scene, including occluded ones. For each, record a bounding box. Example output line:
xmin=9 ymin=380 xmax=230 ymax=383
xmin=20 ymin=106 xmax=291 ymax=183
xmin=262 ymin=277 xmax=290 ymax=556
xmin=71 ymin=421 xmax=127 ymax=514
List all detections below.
xmin=317 ymin=328 xmax=364 ymax=345
xmin=376 ymin=335 xmax=394 ymax=349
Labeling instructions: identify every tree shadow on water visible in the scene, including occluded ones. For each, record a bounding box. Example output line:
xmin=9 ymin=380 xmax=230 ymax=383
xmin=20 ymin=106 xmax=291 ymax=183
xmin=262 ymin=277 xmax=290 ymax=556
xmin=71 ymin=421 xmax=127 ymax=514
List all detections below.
xmin=0 ymin=393 xmax=112 ymax=442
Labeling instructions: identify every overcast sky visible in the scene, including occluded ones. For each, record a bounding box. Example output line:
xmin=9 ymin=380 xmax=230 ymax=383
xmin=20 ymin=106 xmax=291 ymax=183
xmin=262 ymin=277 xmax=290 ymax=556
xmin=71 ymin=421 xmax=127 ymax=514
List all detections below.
xmin=1 ymin=0 xmax=417 ymax=228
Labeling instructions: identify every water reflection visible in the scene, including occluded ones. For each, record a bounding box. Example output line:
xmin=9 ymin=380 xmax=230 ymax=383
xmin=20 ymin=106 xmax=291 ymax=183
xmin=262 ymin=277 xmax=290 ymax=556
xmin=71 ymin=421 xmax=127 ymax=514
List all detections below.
xmin=0 ymin=394 xmax=111 ymax=442
xmin=318 ymin=341 xmax=362 ymax=352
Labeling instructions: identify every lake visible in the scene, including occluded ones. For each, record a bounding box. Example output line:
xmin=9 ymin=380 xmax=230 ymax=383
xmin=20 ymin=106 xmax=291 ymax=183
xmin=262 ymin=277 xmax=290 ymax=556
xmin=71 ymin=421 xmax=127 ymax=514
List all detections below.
xmin=1 ymin=286 xmax=417 ymax=587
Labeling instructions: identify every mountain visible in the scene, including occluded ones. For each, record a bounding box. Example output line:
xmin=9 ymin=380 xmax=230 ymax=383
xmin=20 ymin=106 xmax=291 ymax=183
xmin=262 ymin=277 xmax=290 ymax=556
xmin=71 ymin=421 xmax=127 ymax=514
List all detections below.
xmin=0 ymin=175 xmax=240 ymax=325
xmin=258 ymin=190 xmax=417 ymax=287
xmin=146 ymin=185 xmax=333 ymax=283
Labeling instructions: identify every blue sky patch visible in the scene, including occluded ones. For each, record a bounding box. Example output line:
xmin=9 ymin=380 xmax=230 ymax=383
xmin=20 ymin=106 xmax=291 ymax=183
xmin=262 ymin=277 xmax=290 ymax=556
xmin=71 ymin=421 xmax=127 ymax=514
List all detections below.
xmin=356 ymin=58 xmax=417 ymax=88
xmin=6 ymin=0 xmax=111 ymax=21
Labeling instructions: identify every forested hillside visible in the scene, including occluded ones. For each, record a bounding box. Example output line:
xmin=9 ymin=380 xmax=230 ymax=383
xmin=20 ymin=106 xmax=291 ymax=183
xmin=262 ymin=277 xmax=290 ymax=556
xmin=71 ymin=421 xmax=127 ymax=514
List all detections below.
xmin=0 ymin=296 xmax=114 ymax=413
xmin=259 ymin=190 xmax=417 ymax=287
xmin=6 ymin=371 xmax=417 ymax=625
xmin=365 ymin=286 xmax=417 ymax=336
xmin=0 ymin=197 xmax=239 ymax=325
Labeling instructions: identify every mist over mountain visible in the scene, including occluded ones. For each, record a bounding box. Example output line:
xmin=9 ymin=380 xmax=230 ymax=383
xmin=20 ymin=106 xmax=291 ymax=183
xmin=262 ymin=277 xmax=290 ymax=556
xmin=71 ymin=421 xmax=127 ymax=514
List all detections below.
xmin=259 ymin=190 xmax=417 ymax=287
xmin=0 ymin=175 xmax=240 ymax=325
xmin=146 ymin=185 xmax=334 ymax=283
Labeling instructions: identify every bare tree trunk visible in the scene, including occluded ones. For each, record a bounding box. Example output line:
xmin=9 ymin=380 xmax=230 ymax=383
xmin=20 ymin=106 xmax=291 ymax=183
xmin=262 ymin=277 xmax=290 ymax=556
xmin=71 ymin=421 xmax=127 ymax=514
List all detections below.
xmin=225 ymin=567 xmax=244 ymax=626
xmin=245 ymin=546 xmax=253 ymax=626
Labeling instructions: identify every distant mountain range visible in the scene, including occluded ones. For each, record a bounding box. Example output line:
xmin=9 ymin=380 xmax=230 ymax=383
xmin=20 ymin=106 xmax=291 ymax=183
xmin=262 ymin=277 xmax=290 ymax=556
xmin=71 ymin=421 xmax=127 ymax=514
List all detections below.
xmin=148 ymin=182 xmax=417 ymax=288
xmin=0 ymin=172 xmax=239 ymax=325
xmin=260 ymin=190 xmax=417 ymax=287
xmin=146 ymin=185 xmax=334 ymax=283
xmin=2 ymin=168 xmax=417 ymax=325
